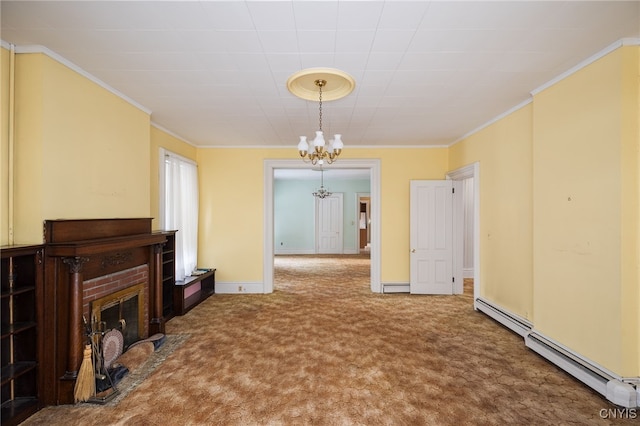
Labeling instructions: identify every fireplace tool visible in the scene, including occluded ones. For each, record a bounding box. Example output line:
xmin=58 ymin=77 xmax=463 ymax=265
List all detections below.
xmin=86 ymin=316 xmax=120 ymax=404
xmin=73 ymin=316 xmax=95 ymax=403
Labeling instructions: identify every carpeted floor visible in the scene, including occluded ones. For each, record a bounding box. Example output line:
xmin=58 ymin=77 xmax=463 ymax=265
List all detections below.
xmin=21 ymin=255 xmax=634 ymax=425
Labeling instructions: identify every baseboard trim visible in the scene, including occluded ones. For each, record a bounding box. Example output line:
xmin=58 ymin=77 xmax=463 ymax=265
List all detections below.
xmin=215 ymin=281 xmax=264 ymax=294
xmin=274 ymin=249 xmax=315 ymax=255
xmin=475 ymin=297 xmax=532 ymax=337
xmin=475 ymin=298 xmax=638 ymax=408
xmin=525 ymin=332 xmax=638 ymax=408
xmin=382 ymin=283 xmax=410 ymax=293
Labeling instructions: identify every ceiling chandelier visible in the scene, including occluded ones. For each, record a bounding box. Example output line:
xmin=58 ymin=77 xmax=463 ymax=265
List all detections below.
xmin=297 ymin=79 xmax=342 ymax=165
xmin=287 ymin=68 xmax=355 ymax=166
xmin=312 ymin=166 xmax=332 ymax=199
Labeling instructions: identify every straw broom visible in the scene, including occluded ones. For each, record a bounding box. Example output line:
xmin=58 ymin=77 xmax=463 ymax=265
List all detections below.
xmin=74 ymin=344 xmax=95 ymax=402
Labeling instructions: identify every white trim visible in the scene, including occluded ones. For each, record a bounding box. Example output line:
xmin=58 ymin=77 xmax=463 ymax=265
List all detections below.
xmin=476 ymin=296 xmax=639 ymax=408
xmin=215 ymin=281 xmax=264 ymax=294
xmin=151 ymin=122 xmax=196 ymax=147
xmin=447 ymin=162 xmax=480 ymax=305
xmin=163 ymin=149 xmax=198 ymax=166
xmin=13 ymin=44 xmax=151 ymax=115
xmin=525 ymin=331 xmax=638 ymax=408
xmin=201 ymin=144 xmax=450 ymax=149
xmin=264 ymin=159 xmax=381 ymax=294
xmin=449 ymin=98 xmax=532 ymax=147
xmin=463 ymin=268 xmax=474 ymax=279
xmin=531 ymin=38 xmax=640 ymax=96
xmin=475 ymin=297 xmax=532 ymax=337
xmin=382 ymin=283 xmax=410 ymax=293
xmin=274 ymin=249 xmax=316 ymax=255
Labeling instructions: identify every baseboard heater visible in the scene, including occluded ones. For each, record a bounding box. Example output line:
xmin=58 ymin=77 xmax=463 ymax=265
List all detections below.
xmin=475 ymin=297 xmax=532 ymax=337
xmin=476 ymin=298 xmax=638 ymax=408
xmin=525 ymin=332 xmax=638 ymax=408
xmin=382 ymin=283 xmax=410 ymax=293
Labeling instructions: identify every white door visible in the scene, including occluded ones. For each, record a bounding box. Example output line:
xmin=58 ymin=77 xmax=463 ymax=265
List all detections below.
xmin=317 ymin=193 xmax=343 ymax=253
xmin=410 ymin=180 xmax=458 ymax=294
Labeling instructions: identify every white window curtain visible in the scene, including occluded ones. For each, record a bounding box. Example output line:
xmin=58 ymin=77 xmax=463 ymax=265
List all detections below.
xmin=163 ymin=151 xmax=199 ymax=282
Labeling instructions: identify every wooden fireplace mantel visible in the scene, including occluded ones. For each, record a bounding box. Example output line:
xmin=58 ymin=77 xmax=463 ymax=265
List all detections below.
xmin=41 ymin=218 xmax=167 ymax=405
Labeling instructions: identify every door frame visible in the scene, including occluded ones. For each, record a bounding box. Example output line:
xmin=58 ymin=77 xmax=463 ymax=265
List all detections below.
xmin=446 ymin=162 xmax=480 ymax=306
xmin=264 ymin=159 xmax=381 ymax=293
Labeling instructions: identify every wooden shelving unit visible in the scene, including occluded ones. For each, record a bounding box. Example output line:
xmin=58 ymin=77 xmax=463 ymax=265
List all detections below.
xmin=158 ymin=231 xmax=177 ymax=319
xmin=1 ymin=245 xmax=43 ymax=426
xmin=174 ymin=269 xmax=216 ymax=316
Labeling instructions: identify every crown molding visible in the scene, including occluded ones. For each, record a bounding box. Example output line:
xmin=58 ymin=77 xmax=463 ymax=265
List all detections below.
xmin=531 ymin=37 xmax=640 ymax=96
xmin=10 ymin=43 xmax=152 ymax=115
xmin=151 ymin=122 xmax=196 ymax=147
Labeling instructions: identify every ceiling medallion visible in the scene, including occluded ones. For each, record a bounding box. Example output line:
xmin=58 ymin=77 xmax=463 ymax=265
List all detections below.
xmin=287 ymin=68 xmax=355 ymax=165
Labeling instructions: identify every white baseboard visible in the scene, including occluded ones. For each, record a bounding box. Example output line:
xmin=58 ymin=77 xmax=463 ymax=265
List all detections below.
xmin=463 ymin=268 xmax=474 ymax=278
xmin=382 ymin=282 xmax=410 ymax=293
xmin=525 ymin=332 xmax=637 ymax=408
xmin=215 ymin=281 xmax=264 ymax=294
xmin=274 ymin=249 xmax=315 ymax=255
xmin=475 ymin=297 xmax=532 ymax=337
xmin=475 ymin=298 xmax=638 ymax=408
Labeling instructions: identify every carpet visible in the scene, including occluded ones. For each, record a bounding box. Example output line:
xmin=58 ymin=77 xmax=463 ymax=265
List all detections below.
xmin=22 ymin=255 xmax=635 ymax=425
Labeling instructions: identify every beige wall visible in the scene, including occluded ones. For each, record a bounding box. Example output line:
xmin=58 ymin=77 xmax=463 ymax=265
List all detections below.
xmin=449 ymin=104 xmax=534 ymax=321
xmin=11 ymin=52 xmax=151 ymax=243
xmin=196 ymin=147 xmax=448 ymax=284
xmin=532 ymin=46 xmax=639 ymax=376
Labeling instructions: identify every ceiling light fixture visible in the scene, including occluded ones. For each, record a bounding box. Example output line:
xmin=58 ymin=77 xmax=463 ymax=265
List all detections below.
xmin=312 ymin=166 xmax=332 ymax=199
xmin=287 ymin=68 xmax=355 ymax=166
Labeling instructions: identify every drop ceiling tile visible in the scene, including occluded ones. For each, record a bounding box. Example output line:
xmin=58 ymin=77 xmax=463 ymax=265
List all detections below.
xmin=247 ymin=2 xmax=296 ymax=31
xmin=297 ymin=30 xmax=337 ymax=53
xmin=259 ymin=30 xmax=300 ymax=53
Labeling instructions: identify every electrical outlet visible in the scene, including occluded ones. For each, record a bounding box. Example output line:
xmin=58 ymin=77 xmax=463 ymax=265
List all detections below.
xmin=238 ymin=285 xmax=243 ymax=292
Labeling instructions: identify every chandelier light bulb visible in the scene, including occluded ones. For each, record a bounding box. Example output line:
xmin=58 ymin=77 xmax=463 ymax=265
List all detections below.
xmin=313 ymin=130 xmax=325 ymax=149
xmin=297 ymin=136 xmax=309 ymax=156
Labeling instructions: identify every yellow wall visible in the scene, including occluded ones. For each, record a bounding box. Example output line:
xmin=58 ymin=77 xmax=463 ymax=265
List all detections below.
xmin=149 ymin=125 xmax=197 ymax=230
xmin=1 ymin=47 xmax=10 ymax=245
xmin=4 ymin=42 xmax=638 ymax=378
xmin=196 ymin=147 xmax=448 ymax=284
xmin=449 ymin=105 xmax=534 ymax=320
xmin=12 ymin=52 xmax=151 ymax=243
xmin=532 ymin=46 xmax=639 ymax=376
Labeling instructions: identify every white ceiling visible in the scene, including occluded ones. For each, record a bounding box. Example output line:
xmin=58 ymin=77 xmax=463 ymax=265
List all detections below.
xmin=1 ymin=1 xmax=639 ymax=150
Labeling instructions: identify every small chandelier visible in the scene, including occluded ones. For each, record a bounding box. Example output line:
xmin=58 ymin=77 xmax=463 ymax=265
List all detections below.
xmin=297 ymin=79 xmax=343 ymax=165
xmin=312 ymin=166 xmax=332 ymax=199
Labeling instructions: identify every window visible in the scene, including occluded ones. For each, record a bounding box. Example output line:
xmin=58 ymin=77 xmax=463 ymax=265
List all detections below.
xmin=160 ymin=149 xmax=199 ymax=282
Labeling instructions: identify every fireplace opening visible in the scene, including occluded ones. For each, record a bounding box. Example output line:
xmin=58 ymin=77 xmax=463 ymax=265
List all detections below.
xmin=91 ymin=283 xmax=145 ymax=349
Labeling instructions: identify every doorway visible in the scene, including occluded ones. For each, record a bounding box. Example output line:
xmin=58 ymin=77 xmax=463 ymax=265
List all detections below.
xmin=264 ymin=159 xmax=381 ymax=294
xmin=447 ymin=162 xmax=480 ymax=306
xmin=357 ymin=194 xmax=371 ymax=254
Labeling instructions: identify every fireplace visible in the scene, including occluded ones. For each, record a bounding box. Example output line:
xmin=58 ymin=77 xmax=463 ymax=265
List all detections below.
xmin=90 ymin=282 xmax=145 ymax=349
xmin=41 ymin=218 xmax=169 ymax=406
xmin=84 ymin=265 xmax=149 ymax=348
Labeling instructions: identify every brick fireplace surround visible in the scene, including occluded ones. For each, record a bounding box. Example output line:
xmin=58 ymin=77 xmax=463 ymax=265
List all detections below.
xmin=41 ymin=218 xmax=167 ymax=405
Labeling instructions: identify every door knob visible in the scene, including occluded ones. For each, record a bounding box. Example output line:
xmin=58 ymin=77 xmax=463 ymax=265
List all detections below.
xmin=411 ymin=249 xmax=416 ymax=253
